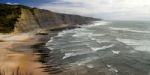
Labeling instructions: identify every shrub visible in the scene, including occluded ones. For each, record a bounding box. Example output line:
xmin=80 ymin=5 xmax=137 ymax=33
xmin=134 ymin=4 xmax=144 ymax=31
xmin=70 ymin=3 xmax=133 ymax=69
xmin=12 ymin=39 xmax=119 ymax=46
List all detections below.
xmin=0 ymin=4 xmax=21 ymax=33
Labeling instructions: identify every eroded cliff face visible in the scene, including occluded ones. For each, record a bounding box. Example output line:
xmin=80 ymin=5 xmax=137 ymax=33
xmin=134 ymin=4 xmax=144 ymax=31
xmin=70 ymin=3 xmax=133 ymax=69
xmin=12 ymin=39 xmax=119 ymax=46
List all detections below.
xmin=14 ymin=8 xmax=39 ymax=33
xmin=32 ymin=9 xmax=64 ymax=28
xmin=14 ymin=7 xmax=100 ymax=33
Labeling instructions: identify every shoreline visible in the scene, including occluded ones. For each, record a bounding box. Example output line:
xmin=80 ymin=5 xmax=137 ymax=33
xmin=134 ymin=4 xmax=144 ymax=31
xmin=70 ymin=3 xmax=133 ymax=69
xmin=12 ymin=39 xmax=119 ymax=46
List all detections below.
xmin=0 ymin=27 xmax=73 ymax=75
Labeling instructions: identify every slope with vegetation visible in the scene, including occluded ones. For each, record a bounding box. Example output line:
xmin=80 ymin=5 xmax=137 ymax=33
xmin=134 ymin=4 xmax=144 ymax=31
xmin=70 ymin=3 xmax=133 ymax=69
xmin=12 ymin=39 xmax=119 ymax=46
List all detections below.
xmin=0 ymin=4 xmax=100 ymax=33
xmin=0 ymin=4 xmax=21 ymax=33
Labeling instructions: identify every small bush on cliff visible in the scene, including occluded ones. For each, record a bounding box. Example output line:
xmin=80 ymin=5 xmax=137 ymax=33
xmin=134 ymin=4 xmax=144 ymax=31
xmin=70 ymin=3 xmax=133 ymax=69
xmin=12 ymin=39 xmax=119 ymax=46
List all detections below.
xmin=0 ymin=4 xmax=21 ymax=33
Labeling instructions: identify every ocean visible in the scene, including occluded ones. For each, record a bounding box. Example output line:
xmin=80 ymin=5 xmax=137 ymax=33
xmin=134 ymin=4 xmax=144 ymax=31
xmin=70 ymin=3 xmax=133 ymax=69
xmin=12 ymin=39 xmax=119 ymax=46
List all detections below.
xmin=46 ymin=21 xmax=150 ymax=75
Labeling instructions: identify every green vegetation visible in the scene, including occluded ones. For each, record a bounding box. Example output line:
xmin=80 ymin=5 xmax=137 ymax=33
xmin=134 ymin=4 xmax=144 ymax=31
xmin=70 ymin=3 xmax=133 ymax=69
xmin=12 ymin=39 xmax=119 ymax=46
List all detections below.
xmin=0 ymin=4 xmax=21 ymax=33
xmin=0 ymin=4 xmax=38 ymax=33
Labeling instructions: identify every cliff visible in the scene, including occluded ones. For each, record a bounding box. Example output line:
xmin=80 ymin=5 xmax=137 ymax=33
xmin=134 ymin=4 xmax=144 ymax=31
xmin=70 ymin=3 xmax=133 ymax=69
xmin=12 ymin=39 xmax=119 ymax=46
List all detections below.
xmin=0 ymin=4 xmax=101 ymax=33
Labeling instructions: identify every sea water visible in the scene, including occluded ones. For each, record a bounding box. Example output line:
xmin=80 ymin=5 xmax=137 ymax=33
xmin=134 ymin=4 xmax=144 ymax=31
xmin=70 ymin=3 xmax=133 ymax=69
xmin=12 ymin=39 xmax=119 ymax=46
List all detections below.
xmin=46 ymin=21 xmax=150 ymax=75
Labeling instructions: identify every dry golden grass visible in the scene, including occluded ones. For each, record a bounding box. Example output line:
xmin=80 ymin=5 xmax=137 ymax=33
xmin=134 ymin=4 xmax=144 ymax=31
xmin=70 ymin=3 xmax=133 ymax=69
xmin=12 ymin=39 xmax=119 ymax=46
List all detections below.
xmin=0 ymin=50 xmax=49 ymax=75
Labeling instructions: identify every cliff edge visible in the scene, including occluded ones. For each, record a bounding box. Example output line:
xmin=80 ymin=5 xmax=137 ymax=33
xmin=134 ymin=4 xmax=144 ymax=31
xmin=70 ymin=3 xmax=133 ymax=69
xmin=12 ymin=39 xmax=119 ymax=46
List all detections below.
xmin=0 ymin=4 xmax=101 ymax=33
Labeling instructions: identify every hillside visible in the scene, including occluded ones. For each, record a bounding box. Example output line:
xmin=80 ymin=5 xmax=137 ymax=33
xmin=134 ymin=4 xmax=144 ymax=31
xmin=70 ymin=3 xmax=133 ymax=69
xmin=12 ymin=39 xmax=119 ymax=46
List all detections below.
xmin=0 ymin=4 xmax=100 ymax=33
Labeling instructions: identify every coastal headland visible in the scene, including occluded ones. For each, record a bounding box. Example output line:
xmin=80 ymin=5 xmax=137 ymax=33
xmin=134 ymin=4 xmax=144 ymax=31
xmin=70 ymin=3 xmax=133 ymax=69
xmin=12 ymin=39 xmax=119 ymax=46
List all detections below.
xmin=0 ymin=4 xmax=100 ymax=75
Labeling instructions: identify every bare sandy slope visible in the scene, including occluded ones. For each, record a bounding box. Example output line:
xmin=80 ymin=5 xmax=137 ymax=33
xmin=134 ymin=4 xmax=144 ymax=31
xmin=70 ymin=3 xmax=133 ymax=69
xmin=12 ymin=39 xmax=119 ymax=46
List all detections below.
xmin=0 ymin=33 xmax=49 ymax=75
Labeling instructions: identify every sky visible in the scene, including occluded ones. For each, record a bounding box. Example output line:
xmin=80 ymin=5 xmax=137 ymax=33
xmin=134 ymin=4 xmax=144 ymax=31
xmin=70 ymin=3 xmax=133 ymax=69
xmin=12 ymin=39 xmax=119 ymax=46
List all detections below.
xmin=0 ymin=0 xmax=150 ymax=20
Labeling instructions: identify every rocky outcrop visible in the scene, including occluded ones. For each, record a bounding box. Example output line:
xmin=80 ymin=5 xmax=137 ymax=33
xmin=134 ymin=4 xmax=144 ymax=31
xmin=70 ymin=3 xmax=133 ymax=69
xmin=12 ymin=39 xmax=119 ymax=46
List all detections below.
xmin=0 ymin=4 xmax=101 ymax=33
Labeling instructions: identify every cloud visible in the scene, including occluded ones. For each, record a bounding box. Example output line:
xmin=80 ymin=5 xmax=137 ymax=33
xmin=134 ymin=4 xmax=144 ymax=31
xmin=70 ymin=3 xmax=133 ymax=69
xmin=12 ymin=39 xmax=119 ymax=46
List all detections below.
xmin=38 ymin=0 xmax=150 ymax=20
xmin=6 ymin=2 xmax=19 ymax=5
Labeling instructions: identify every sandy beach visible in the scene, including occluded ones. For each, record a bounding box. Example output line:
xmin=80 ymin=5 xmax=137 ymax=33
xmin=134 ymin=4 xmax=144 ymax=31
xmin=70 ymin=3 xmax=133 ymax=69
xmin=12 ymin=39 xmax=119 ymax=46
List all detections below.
xmin=0 ymin=32 xmax=50 ymax=75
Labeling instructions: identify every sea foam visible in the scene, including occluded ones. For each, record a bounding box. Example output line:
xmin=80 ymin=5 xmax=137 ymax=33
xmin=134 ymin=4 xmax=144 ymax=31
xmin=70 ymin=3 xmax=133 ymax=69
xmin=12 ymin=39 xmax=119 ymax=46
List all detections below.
xmin=109 ymin=27 xmax=150 ymax=33
xmin=62 ymin=52 xmax=89 ymax=59
xmin=88 ymin=44 xmax=114 ymax=52
xmin=83 ymin=21 xmax=110 ymax=28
